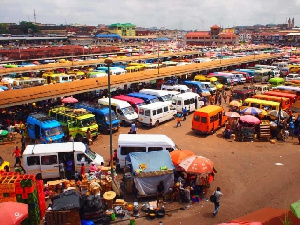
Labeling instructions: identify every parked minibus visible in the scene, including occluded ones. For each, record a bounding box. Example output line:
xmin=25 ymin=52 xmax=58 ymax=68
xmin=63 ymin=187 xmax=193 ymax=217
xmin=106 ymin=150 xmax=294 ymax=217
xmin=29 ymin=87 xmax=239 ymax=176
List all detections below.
xmin=235 ymin=69 xmax=255 ymax=77
xmin=182 ymin=80 xmax=214 ymax=95
xmin=127 ymin=92 xmax=159 ymax=104
xmin=96 ymin=67 xmax=126 ymax=75
xmin=212 ymin=72 xmax=238 ymax=85
xmin=113 ymin=95 xmax=145 ymax=113
xmin=241 ymin=98 xmax=280 ymax=111
xmin=253 ymin=95 xmax=290 ymax=110
xmin=161 ymin=84 xmax=191 ymax=93
xmin=253 ymin=84 xmax=271 ymax=95
xmin=232 ymin=89 xmax=255 ymax=102
xmin=253 ymin=69 xmax=272 ymax=82
xmin=194 ymin=75 xmax=223 ymax=90
xmin=117 ymin=134 xmax=177 ymax=169
xmin=212 ymin=76 xmax=233 ymax=89
xmin=138 ymin=102 xmax=177 ymax=127
xmin=172 ymin=92 xmax=203 ymax=113
xmin=139 ymin=89 xmax=173 ymax=102
xmin=264 ymin=91 xmax=298 ymax=103
xmin=23 ymin=142 xmax=104 ymax=179
xmin=192 ymin=105 xmax=227 ymax=134
xmin=98 ymin=98 xmax=138 ymax=126
xmin=268 ymin=77 xmax=285 ymax=87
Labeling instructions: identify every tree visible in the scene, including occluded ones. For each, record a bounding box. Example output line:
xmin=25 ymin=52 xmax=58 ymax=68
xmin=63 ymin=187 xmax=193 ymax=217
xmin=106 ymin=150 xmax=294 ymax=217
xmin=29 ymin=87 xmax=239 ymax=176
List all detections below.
xmin=19 ymin=21 xmax=40 ymax=34
xmin=0 ymin=23 xmax=9 ymax=34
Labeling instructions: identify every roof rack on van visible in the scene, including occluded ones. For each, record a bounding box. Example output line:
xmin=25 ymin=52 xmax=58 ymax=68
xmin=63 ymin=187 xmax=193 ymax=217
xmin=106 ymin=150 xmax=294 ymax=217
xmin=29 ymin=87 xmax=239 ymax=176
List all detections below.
xmin=29 ymin=113 xmax=55 ymax=122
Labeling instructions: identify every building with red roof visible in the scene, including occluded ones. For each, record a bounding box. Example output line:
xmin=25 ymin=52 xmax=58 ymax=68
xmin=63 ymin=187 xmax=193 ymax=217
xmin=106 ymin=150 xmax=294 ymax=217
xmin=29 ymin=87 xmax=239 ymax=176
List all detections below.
xmin=185 ymin=25 xmax=239 ymax=46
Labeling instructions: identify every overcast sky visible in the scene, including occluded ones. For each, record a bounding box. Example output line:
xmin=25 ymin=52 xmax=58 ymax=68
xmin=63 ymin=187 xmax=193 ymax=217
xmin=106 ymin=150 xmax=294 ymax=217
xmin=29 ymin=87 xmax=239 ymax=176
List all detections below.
xmin=2 ymin=0 xmax=300 ymax=30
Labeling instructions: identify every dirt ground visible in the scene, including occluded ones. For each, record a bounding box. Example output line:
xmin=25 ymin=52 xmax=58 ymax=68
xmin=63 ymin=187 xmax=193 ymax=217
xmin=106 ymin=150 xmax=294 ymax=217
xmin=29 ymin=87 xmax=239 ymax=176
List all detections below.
xmin=1 ymin=97 xmax=300 ymax=225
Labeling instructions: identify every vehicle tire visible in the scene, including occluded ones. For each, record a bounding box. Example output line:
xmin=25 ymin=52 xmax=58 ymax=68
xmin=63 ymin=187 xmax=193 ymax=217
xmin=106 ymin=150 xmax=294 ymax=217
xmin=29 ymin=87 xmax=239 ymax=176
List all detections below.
xmin=75 ymin=134 xmax=83 ymax=142
xmin=155 ymin=121 xmax=159 ymax=127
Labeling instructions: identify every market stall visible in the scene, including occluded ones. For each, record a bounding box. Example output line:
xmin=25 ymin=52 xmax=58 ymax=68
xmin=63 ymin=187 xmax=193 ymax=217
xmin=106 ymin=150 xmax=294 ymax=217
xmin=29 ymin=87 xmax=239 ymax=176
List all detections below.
xmin=237 ymin=115 xmax=260 ymax=142
xmin=128 ymin=150 xmax=175 ymax=197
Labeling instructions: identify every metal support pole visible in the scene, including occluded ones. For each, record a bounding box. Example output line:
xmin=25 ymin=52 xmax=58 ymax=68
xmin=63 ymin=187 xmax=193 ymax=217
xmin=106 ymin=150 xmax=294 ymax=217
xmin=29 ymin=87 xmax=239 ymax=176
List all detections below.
xmin=105 ymin=59 xmax=114 ymax=179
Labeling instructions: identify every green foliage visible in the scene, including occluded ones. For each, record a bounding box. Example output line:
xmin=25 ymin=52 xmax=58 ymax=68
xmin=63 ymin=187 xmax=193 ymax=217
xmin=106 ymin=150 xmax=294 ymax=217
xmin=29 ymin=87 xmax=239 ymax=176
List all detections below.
xmin=19 ymin=21 xmax=40 ymax=34
xmin=0 ymin=23 xmax=9 ymax=34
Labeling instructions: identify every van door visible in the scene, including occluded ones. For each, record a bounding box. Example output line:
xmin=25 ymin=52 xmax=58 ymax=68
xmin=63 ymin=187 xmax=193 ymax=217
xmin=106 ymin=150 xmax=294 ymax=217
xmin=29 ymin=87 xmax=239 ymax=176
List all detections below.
xmin=25 ymin=155 xmax=41 ymax=176
xmin=75 ymin=152 xmax=92 ymax=173
xmin=40 ymin=154 xmax=59 ymax=179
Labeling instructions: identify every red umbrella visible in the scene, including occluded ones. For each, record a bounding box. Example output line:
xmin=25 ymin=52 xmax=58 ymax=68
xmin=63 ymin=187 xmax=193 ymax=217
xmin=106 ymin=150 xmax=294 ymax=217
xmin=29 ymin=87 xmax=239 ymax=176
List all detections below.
xmin=0 ymin=202 xmax=28 ymax=225
xmin=178 ymin=155 xmax=214 ymax=174
xmin=61 ymin=96 xmax=78 ymax=104
xmin=239 ymin=115 xmax=260 ymax=125
xmin=170 ymin=149 xmax=196 ymax=166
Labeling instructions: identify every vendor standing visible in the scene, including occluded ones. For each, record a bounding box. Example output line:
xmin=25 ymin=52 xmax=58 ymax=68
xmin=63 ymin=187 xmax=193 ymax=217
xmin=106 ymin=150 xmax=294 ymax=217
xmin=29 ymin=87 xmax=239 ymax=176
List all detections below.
xmin=157 ymin=181 xmax=165 ymax=205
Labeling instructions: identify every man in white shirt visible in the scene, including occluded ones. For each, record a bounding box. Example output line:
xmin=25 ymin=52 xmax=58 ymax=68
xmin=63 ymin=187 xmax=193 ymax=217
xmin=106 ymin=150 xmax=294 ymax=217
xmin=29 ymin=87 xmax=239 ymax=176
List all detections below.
xmin=213 ymin=187 xmax=223 ymax=216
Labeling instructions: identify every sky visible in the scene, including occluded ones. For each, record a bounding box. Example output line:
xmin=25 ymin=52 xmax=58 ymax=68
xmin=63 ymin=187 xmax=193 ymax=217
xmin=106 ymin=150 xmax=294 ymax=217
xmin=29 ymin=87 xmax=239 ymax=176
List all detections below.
xmin=2 ymin=0 xmax=300 ymax=30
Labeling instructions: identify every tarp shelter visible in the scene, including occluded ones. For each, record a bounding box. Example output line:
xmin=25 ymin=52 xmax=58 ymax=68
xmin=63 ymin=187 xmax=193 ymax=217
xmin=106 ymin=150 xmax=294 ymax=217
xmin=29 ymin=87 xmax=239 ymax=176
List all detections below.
xmin=128 ymin=150 xmax=175 ymax=196
xmin=51 ymin=190 xmax=81 ymax=211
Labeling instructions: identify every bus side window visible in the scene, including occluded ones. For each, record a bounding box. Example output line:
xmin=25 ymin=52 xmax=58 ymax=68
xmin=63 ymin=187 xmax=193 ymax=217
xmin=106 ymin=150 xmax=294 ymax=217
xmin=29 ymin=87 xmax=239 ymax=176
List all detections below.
xmin=214 ymin=114 xmax=218 ymax=121
xmin=210 ymin=116 xmax=214 ymax=123
xmin=27 ymin=156 xmax=40 ymax=166
xmin=148 ymin=147 xmax=163 ymax=152
xmin=41 ymin=155 xmax=57 ymax=165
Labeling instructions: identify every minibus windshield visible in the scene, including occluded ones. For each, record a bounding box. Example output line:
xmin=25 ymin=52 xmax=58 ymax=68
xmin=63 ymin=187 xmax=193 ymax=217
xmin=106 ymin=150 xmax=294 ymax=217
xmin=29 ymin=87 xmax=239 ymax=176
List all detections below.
xmin=85 ymin=148 xmax=96 ymax=160
xmin=104 ymin=111 xmax=118 ymax=121
xmin=121 ymin=106 xmax=135 ymax=115
xmin=79 ymin=117 xmax=96 ymax=127
xmin=43 ymin=127 xmax=63 ymax=137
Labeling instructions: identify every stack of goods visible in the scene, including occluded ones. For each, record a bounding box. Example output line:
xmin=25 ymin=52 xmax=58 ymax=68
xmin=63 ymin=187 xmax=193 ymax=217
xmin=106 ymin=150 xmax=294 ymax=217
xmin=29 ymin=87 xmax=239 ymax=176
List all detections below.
xmin=0 ymin=172 xmax=19 ymax=202
xmin=0 ymin=172 xmax=46 ymax=225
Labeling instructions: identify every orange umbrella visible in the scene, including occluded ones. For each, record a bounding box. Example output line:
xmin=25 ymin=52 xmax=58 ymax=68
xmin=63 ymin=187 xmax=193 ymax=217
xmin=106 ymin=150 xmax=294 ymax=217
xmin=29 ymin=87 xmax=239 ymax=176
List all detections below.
xmin=0 ymin=202 xmax=28 ymax=225
xmin=170 ymin=149 xmax=195 ymax=166
xmin=179 ymin=155 xmax=214 ymax=174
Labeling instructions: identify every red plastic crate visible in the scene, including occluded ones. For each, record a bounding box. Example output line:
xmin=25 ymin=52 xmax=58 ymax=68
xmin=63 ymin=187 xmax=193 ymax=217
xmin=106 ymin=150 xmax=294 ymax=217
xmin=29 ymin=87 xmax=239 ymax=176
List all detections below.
xmin=15 ymin=187 xmax=24 ymax=194
xmin=10 ymin=192 xmax=16 ymax=198
xmin=24 ymin=186 xmax=35 ymax=193
xmin=14 ymin=179 xmax=22 ymax=188
xmin=22 ymin=193 xmax=28 ymax=199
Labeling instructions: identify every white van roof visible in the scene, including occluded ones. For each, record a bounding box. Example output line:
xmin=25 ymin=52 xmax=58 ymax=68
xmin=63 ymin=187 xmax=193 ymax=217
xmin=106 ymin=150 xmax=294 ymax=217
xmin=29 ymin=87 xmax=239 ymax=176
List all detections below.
xmin=118 ymin=134 xmax=175 ymax=147
xmin=172 ymin=92 xmax=199 ymax=99
xmin=139 ymin=89 xmax=170 ymax=97
xmin=98 ymin=98 xmax=131 ymax=108
xmin=23 ymin=142 xmax=86 ymax=155
xmin=138 ymin=101 xmax=172 ymax=110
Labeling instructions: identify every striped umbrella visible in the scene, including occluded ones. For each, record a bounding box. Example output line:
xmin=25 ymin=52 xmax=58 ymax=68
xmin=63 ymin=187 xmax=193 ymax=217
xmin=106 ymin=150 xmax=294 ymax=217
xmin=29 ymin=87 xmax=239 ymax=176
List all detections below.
xmin=240 ymin=107 xmax=262 ymax=116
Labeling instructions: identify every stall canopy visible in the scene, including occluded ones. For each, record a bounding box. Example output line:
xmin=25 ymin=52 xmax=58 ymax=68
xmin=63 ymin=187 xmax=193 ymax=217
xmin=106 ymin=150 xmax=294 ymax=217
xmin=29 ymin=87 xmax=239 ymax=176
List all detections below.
xmin=129 ymin=150 xmax=175 ymax=196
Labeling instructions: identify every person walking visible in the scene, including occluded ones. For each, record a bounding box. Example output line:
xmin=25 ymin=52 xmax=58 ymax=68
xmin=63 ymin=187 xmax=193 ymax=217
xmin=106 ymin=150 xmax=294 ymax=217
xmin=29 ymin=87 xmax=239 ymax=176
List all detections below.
xmin=182 ymin=107 xmax=187 ymax=121
xmin=12 ymin=146 xmax=21 ymax=167
xmin=59 ymin=161 xmax=65 ymax=179
xmin=212 ymin=187 xmax=223 ymax=216
xmin=176 ymin=113 xmax=182 ymax=127
xmin=218 ymin=95 xmax=222 ymax=106
xmin=289 ymin=121 xmax=295 ymax=140
xmin=86 ymin=128 xmax=92 ymax=145
xmin=223 ymin=92 xmax=227 ymax=103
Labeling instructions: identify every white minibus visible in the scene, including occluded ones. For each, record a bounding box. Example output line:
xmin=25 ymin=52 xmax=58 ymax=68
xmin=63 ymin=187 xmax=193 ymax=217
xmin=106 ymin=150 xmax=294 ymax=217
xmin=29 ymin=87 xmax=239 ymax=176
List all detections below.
xmin=98 ymin=98 xmax=138 ymax=126
xmin=139 ymin=89 xmax=173 ymax=102
xmin=117 ymin=134 xmax=177 ymax=169
xmin=138 ymin=102 xmax=177 ymax=127
xmin=23 ymin=142 xmax=104 ymax=179
xmin=172 ymin=92 xmax=203 ymax=113
xmin=161 ymin=84 xmax=191 ymax=93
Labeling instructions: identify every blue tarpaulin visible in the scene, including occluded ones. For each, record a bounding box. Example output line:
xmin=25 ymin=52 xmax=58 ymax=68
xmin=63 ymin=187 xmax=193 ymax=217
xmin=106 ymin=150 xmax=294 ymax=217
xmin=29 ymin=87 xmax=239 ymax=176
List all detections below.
xmin=129 ymin=150 xmax=175 ymax=172
xmin=128 ymin=150 xmax=175 ymax=196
